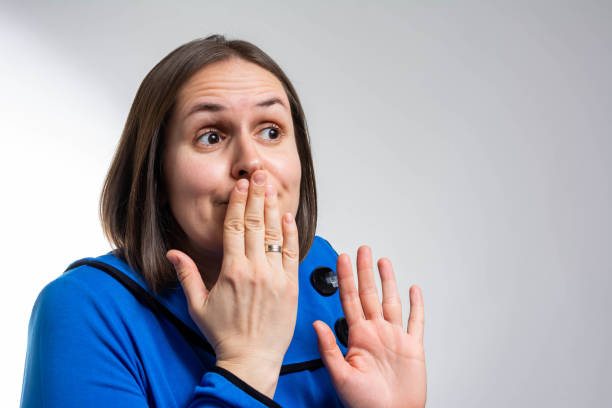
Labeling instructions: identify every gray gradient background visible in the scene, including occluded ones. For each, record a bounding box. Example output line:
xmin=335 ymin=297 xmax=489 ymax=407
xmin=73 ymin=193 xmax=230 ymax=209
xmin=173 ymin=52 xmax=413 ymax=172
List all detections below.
xmin=2 ymin=1 xmax=611 ymax=407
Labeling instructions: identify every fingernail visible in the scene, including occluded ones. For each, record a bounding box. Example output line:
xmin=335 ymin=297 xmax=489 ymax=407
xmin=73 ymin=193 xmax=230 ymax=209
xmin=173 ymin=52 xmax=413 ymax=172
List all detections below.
xmin=253 ymin=172 xmax=265 ymax=185
xmin=237 ymin=179 xmax=248 ymax=192
xmin=284 ymin=212 xmax=293 ymax=223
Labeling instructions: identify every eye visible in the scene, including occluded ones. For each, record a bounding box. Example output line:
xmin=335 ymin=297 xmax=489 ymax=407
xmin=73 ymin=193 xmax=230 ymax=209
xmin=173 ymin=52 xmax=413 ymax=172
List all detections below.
xmin=196 ymin=129 xmax=223 ymax=146
xmin=196 ymin=124 xmax=283 ymax=147
xmin=261 ymin=124 xmax=282 ymax=141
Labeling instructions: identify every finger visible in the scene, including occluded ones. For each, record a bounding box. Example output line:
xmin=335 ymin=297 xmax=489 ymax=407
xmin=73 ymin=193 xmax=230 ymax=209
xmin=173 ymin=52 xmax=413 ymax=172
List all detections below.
xmin=356 ymin=246 xmax=383 ymax=320
xmin=223 ymin=179 xmax=249 ymax=258
xmin=337 ymin=253 xmax=364 ymax=326
xmin=281 ymin=211 xmax=299 ymax=282
xmin=244 ymin=170 xmax=267 ymax=263
xmin=377 ymin=257 xmax=403 ymax=326
xmin=264 ymin=183 xmax=283 ymax=268
xmin=407 ymin=285 xmax=425 ymax=343
xmin=313 ymin=321 xmax=349 ymax=386
xmin=166 ymin=249 xmax=210 ymax=312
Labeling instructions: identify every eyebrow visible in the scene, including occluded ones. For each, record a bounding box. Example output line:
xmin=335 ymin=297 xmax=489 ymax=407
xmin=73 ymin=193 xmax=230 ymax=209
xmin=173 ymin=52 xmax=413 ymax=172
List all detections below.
xmin=186 ymin=97 xmax=287 ymax=117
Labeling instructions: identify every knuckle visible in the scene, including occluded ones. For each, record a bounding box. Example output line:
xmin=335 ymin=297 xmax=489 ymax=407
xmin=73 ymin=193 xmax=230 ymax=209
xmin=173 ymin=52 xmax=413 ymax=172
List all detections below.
xmin=382 ymin=295 xmax=401 ymax=306
xmin=175 ymin=268 xmax=188 ymax=284
xmin=359 ymin=285 xmax=378 ymax=296
xmin=264 ymin=229 xmax=283 ymax=243
xmin=227 ymin=258 xmax=248 ymax=274
xmin=258 ymin=269 xmax=272 ymax=285
xmin=225 ymin=272 xmax=241 ymax=288
xmin=409 ymin=314 xmax=424 ymax=325
xmin=224 ymin=218 xmax=245 ymax=234
xmin=244 ymin=272 xmax=257 ymax=286
xmin=340 ymin=291 xmax=354 ymax=304
xmin=232 ymin=190 xmax=248 ymax=202
xmin=341 ymin=282 xmax=358 ymax=296
xmin=282 ymin=246 xmax=299 ymax=260
xmin=221 ymin=260 xmax=242 ymax=282
xmin=249 ymin=187 xmax=265 ymax=201
xmin=252 ymin=184 xmax=266 ymax=196
xmin=244 ymin=214 xmax=264 ymax=231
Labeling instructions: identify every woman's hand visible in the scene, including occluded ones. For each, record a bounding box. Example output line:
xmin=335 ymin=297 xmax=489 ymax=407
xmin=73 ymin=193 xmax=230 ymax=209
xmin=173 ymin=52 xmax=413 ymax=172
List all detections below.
xmin=313 ymin=246 xmax=426 ymax=408
xmin=165 ymin=170 xmax=299 ymax=399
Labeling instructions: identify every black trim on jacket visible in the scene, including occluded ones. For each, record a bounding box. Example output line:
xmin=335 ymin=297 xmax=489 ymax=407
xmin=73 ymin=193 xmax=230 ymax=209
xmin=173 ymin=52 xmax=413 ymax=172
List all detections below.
xmin=64 ymin=259 xmax=327 ymax=376
xmin=209 ymin=366 xmax=283 ymax=408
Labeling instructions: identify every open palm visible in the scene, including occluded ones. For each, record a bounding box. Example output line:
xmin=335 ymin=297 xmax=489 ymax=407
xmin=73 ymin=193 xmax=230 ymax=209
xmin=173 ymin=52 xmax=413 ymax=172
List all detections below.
xmin=313 ymin=246 xmax=426 ymax=408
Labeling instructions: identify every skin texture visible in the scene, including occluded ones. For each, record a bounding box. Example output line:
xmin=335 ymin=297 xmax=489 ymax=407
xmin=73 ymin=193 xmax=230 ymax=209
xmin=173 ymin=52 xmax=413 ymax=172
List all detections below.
xmin=163 ymin=57 xmax=427 ymax=406
xmin=168 ymin=174 xmax=300 ymax=398
xmin=313 ymin=249 xmax=427 ymax=408
xmin=163 ymin=57 xmax=301 ymax=289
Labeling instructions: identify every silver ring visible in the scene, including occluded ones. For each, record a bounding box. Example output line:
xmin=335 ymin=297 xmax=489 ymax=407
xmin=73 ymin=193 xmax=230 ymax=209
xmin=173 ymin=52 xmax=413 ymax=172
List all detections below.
xmin=265 ymin=244 xmax=282 ymax=253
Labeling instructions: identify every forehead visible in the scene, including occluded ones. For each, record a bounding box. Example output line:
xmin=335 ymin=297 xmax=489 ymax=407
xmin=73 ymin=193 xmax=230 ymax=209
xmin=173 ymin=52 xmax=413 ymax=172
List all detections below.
xmin=175 ymin=58 xmax=289 ymax=117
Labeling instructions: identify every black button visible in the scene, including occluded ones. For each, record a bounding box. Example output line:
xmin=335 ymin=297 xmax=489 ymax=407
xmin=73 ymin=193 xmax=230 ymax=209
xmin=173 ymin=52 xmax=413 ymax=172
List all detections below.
xmin=334 ymin=317 xmax=349 ymax=348
xmin=310 ymin=267 xmax=338 ymax=296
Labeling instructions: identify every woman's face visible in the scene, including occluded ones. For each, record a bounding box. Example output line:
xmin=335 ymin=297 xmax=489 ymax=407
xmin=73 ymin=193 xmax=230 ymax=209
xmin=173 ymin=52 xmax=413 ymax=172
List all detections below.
xmin=163 ymin=58 xmax=301 ymax=259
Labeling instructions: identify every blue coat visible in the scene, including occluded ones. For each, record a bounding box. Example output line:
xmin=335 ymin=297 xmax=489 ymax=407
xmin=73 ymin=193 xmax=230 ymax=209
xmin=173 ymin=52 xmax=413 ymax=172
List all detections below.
xmin=20 ymin=235 xmax=348 ymax=407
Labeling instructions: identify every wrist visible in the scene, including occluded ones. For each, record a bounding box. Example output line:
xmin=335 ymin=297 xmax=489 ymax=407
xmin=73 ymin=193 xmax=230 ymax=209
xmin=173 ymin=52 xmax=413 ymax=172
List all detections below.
xmin=216 ymin=357 xmax=282 ymax=399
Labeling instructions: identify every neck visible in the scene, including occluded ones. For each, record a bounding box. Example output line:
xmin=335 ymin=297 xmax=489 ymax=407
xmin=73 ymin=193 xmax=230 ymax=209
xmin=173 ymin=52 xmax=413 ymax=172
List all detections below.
xmin=168 ymin=228 xmax=224 ymax=291
xmin=193 ymin=252 xmax=223 ymax=291
xmin=178 ymin=241 xmax=224 ymax=291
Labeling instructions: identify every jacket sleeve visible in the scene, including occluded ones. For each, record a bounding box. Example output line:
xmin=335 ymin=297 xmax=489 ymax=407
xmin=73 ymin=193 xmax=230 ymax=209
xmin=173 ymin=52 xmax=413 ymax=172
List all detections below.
xmin=192 ymin=367 xmax=282 ymax=408
xmin=20 ymin=275 xmax=281 ymax=408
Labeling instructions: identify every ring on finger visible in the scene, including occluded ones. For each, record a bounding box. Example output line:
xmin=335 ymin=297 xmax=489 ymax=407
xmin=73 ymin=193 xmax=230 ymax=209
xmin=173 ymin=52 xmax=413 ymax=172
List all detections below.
xmin=265 ymin=244 xmax=283 ymax=253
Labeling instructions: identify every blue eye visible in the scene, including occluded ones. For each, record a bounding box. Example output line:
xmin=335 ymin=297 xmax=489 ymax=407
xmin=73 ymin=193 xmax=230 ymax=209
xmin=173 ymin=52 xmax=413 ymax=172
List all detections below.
xmin=261 ymin=125 xmax=281 ymax=141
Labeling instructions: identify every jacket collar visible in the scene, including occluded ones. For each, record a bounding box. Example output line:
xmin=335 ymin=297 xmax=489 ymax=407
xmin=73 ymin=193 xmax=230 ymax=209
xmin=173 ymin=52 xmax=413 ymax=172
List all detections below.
xmin=87 ymin=235 xmax=344 ymax=365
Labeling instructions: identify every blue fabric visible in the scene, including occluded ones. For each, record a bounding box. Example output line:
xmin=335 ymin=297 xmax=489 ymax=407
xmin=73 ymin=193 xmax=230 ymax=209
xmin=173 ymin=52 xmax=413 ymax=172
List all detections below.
xmin=20 ymin=235 xmax=348 ymax=407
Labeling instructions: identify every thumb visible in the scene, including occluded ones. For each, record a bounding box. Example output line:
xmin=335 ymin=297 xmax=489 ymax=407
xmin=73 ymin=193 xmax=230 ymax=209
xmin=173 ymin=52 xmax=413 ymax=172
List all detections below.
xmin=166 ymin=249 xmax=209 ymax=311
xmin=313 ymin=320 xmax=349 ymax=386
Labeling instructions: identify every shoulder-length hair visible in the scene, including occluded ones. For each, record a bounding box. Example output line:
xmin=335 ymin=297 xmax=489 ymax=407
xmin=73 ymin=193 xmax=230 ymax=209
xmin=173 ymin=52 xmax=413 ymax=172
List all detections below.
xmin=100 ymin=34 xmax=317 ymax=294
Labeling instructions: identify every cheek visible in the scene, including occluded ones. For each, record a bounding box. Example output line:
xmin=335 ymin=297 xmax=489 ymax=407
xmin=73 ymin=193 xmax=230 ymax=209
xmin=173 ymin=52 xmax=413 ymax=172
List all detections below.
xmin=275 ymin=150 xmax=302 ymax=212
xmin=164 ymin=152 xmax=228 ymax=249
xmin=165 ymin=153 xmax=221 ymax=209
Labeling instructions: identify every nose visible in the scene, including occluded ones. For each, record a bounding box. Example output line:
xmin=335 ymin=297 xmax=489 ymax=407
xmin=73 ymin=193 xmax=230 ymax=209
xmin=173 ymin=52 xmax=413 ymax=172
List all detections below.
xmin=230 ymin=130 xmax=264 ymax=180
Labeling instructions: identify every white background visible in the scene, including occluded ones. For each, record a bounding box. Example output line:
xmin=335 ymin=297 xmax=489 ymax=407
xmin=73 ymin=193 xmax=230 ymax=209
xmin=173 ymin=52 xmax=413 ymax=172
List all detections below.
xmin=2 ymin=1 xmax=611 ymax=407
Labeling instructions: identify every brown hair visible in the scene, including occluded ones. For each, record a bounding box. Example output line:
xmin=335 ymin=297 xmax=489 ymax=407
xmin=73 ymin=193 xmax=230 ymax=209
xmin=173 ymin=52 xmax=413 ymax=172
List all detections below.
xmin=100 ymin=34 xmax=317 ymax=294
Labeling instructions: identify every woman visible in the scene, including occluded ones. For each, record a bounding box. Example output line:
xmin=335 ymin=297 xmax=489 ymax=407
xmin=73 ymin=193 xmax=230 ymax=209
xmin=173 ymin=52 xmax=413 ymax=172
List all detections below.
xmin=20 ymin=34 xmax=427 ymax=407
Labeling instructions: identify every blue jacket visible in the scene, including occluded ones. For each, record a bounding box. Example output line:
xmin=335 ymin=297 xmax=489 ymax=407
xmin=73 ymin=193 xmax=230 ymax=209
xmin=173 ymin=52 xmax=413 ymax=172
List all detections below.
xmin=20 ymin=235 xmax=348 ymax=407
